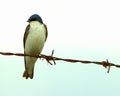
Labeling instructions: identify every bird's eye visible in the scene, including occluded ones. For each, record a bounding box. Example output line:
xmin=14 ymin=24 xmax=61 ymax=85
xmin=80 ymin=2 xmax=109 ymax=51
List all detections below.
xmin=31 ymin=18 xmax=37 ymax=21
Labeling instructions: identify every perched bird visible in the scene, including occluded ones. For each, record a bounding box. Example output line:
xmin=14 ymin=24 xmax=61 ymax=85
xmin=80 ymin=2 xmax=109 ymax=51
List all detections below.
xmin=23 ymin=14 xmax=48 ymax=79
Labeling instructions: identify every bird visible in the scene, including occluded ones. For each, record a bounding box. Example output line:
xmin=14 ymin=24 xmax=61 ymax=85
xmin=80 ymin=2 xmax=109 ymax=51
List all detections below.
xmin=23 ymin=14 xmax=48 ymax=79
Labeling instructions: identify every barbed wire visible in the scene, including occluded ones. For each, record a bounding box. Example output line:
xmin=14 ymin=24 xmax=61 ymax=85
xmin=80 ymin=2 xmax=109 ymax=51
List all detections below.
xmin=0 ymin=50 xmax=120 ymax=73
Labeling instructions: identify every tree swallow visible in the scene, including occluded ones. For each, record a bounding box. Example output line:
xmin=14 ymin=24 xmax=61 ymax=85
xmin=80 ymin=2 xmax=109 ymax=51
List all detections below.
xmin=23 ymin=14 xmax=48 ymax=79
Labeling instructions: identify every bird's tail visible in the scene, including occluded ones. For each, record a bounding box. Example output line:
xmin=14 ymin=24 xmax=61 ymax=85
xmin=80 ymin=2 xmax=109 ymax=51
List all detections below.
xmin=23 ymin=70 xmax=34 ymax=79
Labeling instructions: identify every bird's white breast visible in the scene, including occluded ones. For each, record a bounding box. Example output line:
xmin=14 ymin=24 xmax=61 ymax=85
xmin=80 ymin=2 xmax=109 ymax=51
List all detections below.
xmin=25 ymin=21 xmax=46 ymax=54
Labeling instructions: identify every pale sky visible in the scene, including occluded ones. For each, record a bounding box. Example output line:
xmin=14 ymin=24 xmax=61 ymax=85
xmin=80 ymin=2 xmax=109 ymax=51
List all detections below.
xmin=0 ymin=0 xmax=120 ymax=96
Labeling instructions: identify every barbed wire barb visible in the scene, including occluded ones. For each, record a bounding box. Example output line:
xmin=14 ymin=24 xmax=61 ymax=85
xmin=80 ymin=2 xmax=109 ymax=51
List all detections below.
xmin=0 ymin=51 xmax=120 ymax=73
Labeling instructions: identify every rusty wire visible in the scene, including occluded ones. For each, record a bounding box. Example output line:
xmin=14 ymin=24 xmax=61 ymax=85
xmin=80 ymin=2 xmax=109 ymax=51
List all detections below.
xmin=0 ymin=50 xmax=120 ymax=73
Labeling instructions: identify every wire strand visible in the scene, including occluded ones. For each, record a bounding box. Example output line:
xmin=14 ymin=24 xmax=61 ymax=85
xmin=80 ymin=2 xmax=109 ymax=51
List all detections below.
xmin=0 ymin=50 xmax=120 ymax=73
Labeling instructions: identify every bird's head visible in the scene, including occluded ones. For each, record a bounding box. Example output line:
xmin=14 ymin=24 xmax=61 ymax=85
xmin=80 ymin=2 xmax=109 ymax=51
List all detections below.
xmin=27 ymin=14 xmax=43 ymax=24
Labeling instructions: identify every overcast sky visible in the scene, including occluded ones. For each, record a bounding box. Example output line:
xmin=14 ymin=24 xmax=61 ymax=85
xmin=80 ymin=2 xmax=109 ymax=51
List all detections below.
xmin=0 ymin=0 xmax=120 ymax=96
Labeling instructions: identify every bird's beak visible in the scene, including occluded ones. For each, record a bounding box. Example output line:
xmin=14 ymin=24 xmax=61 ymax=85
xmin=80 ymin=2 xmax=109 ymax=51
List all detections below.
xmin=27 ymin=19 xmax=29 ymax=22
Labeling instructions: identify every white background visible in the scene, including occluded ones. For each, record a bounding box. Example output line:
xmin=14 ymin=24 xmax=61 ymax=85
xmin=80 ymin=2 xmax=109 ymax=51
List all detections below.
xmin=0 ymin=0 xmax=120 ymax=96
